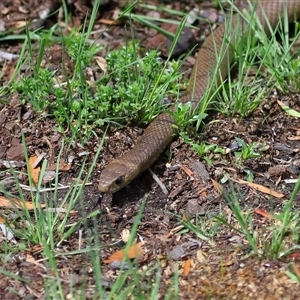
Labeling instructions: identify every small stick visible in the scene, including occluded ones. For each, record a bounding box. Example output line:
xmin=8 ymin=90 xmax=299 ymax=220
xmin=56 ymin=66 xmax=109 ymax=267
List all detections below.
xmin=148 ymin=168 xmax=169 ymax=195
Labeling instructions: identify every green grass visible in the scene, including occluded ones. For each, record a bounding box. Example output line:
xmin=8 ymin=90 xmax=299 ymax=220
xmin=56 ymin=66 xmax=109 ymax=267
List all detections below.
xmin=233 ymin=138 xmax=263 ymax=165
xmin=213 ymin=0 xmax=300 ymax=117
xmin=215 ymin=175 xmax=300 ymax=260
xmin=0 ymin=144 xmax=171 ymax=298
xmin=1 ymin=0 xmax=300 ymax=297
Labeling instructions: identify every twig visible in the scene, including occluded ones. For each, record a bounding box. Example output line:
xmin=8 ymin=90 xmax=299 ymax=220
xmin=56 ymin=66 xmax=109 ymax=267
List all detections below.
xmin=148 ymin=168 xmax=168 ymax=195
xmin=19 ymin=182 xmax=93 ymax=192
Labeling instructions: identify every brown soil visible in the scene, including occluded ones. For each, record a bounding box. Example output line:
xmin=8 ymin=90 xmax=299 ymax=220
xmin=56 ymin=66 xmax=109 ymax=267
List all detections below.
xmin=0 ymin=0 xmax=300 ymax=299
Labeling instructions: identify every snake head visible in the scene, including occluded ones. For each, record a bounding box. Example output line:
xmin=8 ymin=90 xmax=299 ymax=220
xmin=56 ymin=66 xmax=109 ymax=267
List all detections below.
xmin=98 ymin=162 xmax=129 ymax=193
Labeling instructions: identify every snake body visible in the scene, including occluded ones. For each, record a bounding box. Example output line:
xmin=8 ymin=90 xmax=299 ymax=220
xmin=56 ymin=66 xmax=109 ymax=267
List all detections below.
xmin=98 ymin=0 xmax=300 ymax=193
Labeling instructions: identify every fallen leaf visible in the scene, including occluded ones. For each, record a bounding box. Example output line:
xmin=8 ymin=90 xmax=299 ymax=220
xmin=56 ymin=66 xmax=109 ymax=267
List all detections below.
xmin=198 ymin=187 xmax=207 ymax=197
xmin=221 ymin=259 xmax=234 ymax=267
xmin=43 ymin=208 xmax=78 ymax=216
xmin=28 ymin=156 xmax=40 ymax=185
xmin=290 ymin=253 xmax=300 ymax=259
xmin=47 ymin=161 xmax=71 ymax=171
xmin=95 ymin=56 xmax=107 ymax=74
xmin=103 ymin=242 xmax=144 ymax=263
xmin=278 ymin=100 xmax=300 ymax=118
xmin=183 ymin=258 xmax=191 ymax=276
xmin=15 ymin=21 xmax=27 ymax=28
xmin=237 ymin=179 xmax=285 ymax=198
xmin=0 ymin=222 xmax=15 ymax=242
xmin=289 ymin=126 xmax=300 ymax=131
xmin=292 ymin=263 xmax=300 ymax=278
xmin=196 ymin=250 xmax=206 ymax=263
xmin=253 ymin=208 xmax=274 ymax=219
xmin=212 ymin=179 xmax=223 ymax=194
xmin=0 ymin=195 xmax=46 ymax=210
xmin=30 ymin=245 xmax=44 ymax=253
xmin=41 ymin=170 xmax=55 ymax=184
xmin=32 ymin=153 xmax=45 ymax=168
xmin=25 ymin=253 xmax=46 ymax=270
xmin=99 ymin=18 xmax=121 ymax=25
xmin=180 ymin=164 xmax=193 ymax=178
xmin=288 ymin=136 xmax=300 ymax=141
xmin=121 ymin=229 xmax=131 ymax=243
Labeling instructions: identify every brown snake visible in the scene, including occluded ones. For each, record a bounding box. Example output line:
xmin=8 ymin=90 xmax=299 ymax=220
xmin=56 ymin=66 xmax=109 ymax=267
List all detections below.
xmin=98 ymin=0 xmax=300 ymax=194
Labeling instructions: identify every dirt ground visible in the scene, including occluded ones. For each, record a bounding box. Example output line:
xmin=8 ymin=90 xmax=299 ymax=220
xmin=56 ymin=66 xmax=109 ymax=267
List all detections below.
xmin=0 ymin=0 xmax=300 ymax=299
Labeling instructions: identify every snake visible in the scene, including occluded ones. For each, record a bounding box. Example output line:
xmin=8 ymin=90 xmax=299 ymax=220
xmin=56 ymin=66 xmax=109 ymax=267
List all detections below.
xmin=98 ymin=0 xmax=300 ymax=194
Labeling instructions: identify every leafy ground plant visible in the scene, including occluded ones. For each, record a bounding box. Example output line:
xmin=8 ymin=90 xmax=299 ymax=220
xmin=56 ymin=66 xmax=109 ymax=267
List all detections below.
xmin=11 ymin=36 xmax=182 ymax=135
xmin=6 ymin=0 xmax=185 ymax=142
xmin=233 ymin=137 xmax=262 ymax=165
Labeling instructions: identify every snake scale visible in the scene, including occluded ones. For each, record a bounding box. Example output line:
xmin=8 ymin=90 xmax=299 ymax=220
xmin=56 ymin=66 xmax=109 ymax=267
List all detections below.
xmin=98 ymin=0 xmax=300 ymax=194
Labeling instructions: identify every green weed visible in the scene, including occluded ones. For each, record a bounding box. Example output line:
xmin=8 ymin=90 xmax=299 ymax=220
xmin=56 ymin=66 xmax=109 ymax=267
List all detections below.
xmin=234 ymin=137 xmax=262 ymax=165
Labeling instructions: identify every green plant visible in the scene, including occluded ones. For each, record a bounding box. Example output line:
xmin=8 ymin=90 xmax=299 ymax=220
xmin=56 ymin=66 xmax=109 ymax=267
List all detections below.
xmin=175 ymin=210 xmax=222 ymax=247
xmin=11 ymin=37 xmax=183 ymax=140
xmin=216 ymin=184 xmax=259 ymax=256
xmin=216 ymin=175 xmax=300 ymax=259
xmin=95 ymin=44 xmax=182 ymax=126
xmin=169 ymin=102 xmax=208 ymax=134
xmin=190 ymin=141 xmax=227 ymax=165
xmin=234 ymin=137 xmax=261 ymax=164
xmin=215 ymin=0 xmax=300 ymax=117
xmin=286 ymin=264 xmax=300 ymax=284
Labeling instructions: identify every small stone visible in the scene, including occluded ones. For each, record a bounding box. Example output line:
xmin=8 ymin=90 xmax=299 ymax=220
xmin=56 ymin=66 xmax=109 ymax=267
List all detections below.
xmin=7 ymin=144 xmax=24 ymax=160
xmin=193 ymin=161 xmax=210 ymax=182
xmin=186 ymin=199 xmax=204 ymax=217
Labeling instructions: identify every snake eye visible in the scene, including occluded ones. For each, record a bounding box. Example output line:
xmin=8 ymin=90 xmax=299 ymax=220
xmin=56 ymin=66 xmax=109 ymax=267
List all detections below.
xmin=115 ymin=176 xmax=123 ymax=185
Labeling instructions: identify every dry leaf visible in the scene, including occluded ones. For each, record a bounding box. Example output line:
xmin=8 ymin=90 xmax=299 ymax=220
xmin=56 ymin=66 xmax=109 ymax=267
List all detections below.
xmin=183 ymin=258 xmax=191 ymax=276
xmin=290 ymin=253 xmax=300 ymax=259
xmin=95 ymin=56 xmax=107 ymax=74
xmin=25 ymin=253 xmax=46 ymax=270
xmin=0 ymin=223 xmax=15 ymax=242
xmin=47 ymin=161 xmax=71 ymax=171
xmin=292 ymin=263 xmax=300 ymax=278
xmin=28 ymin=156 xmax=40 ymax=185
xmin=41 ymin=170 xmax=55 ymax=184
xmin=30 ymin=245 xmax=44 ymax=253
xmin=0 ymin=195 xmax=46 ymax=210
xmin=15 ymin=21 xmax=27 ymax=28
xmin=221 ymin=259 xmax=234 ymax=267
xmin=288 ymin=136 xmax=300 ymax=141
xmin=121 ymin=229 xmax=131 ymax=243
xmin=289 ymin=126 xmax=300 ymax=131
xmin=103 ymin=242 xmax=144 ymax=263
xmin=180 ymin=164 xmax=193 ymax=178
xmin=99 ymin=18 xmax=121 ymax=25
xmin=212 ymin=179 xmax=223 ymax=194
xmin=253 ymin=208 xmax=273 ymax=219
xmin=198 ymin=187 xmax=207 ymax=197
xmin=237 ymin=179 xmax=285 ymax=198
xmin=196 ymin=250 xmax=206 ymax=263
xmin=43 ymin=208 xmax=78 ymax=215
